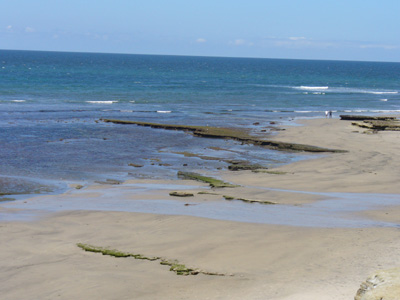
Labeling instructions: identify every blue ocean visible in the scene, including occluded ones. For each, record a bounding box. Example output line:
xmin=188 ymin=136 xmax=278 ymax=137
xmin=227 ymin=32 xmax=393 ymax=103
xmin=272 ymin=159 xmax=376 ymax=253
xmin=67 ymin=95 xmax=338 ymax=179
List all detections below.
xmin=1 ymin=50 xmax=399 ymax=194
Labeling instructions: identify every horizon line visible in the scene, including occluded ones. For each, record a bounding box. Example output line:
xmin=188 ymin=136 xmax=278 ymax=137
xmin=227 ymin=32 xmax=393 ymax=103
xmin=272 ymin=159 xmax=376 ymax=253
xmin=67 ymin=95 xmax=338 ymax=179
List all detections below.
xmin=1 ymin=48 xmax=399 ymax=64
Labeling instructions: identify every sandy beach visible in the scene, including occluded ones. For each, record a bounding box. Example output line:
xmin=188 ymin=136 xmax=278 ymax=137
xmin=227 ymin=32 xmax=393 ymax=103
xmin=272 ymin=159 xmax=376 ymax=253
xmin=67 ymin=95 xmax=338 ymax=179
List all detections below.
xmin=1 ymin=117 xmax=400 ymax=299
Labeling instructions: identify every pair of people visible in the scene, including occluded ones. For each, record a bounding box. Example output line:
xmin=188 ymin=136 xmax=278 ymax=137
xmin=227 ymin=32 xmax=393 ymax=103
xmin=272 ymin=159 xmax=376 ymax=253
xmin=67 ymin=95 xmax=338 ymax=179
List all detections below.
xmin=325 ymin=110 xmax=333 ymax=118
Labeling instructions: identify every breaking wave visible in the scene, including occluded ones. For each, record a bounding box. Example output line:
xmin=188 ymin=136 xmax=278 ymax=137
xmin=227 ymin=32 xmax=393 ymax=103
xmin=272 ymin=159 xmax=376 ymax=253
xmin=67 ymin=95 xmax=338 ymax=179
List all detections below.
xmin=86 ymin=101 xmax=118 ymax=104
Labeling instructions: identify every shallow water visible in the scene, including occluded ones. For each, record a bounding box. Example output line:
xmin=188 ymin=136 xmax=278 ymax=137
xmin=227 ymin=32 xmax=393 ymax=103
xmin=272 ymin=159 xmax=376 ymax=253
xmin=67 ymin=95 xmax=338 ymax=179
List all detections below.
xmin=1 ymin=182 xmax=399 ymax=228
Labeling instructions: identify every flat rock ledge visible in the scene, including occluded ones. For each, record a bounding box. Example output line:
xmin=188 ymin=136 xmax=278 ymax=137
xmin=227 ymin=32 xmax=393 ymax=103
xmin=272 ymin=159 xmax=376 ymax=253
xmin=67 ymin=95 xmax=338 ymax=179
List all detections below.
xmin=340 ymin=115 xmax=397 ymax=121
xmin=351 ymin=120 xmax=400 ymax=131
xmin=101 ymin=119 xmax=346 ymax=153
xmin=355 ymin=268 xmax=400 ymax=300
xmin=340 ymin=115 xmax=400 ymax=131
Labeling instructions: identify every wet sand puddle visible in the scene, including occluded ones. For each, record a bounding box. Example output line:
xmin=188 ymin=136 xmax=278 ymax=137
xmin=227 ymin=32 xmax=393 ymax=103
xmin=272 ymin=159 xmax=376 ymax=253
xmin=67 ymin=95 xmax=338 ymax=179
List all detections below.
xmin=1 ymin=182 xmax=400 ymax=228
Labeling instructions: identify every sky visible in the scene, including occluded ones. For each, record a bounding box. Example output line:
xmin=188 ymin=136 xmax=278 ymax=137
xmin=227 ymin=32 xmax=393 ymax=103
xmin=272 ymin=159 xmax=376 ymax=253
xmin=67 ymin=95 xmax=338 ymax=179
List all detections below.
xmin=1 ymin=0 xmax=399 ymax=62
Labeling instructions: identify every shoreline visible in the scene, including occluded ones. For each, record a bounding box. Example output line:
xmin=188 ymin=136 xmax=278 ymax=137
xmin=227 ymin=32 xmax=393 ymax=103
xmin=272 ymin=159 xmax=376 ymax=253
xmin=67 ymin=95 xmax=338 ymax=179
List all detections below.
xmin=1 ymin=116 xmax=400 ymax=299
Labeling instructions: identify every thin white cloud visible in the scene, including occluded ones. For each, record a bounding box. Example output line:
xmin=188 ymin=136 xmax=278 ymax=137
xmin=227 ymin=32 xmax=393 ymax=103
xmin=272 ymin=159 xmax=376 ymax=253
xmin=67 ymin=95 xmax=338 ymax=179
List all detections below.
xmin=289 ymin=37 xmax=306 ymax=41
xmin=230 ymin=39 xmax=254 ymax=46
xmin=234 ymin=39 xmax=245 ymax=45
xmin=25 ymin=26 xmax=35 ymax=33
xmin=196 ymin=38 xmax=206 ymax=43
xmin=262 ymin=36 xmax=399 ymax=51
xmin=264 ymin=37 xmax=336 ymax=49
xmin=6 ymin=25 xmax=12 ymax=31
xmin=359 ymin=44 xmax=398 ymax=50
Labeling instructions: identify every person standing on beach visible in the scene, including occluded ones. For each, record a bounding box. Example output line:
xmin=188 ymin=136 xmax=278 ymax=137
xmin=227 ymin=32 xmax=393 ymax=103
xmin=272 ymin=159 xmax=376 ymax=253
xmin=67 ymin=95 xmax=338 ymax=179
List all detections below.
xmin=329 ymin=111 xmax=333 ymax=118
xmin=325 ymin=111 xmax=329 ymax=118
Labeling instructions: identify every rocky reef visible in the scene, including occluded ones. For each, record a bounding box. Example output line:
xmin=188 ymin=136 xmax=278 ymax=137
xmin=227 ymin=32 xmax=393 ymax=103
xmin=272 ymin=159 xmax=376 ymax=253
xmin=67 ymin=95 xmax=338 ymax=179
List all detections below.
xmin=101 ymin=119 xmax=346 ymax=153
xmin=351 ymin=120 xmax=400 ymax=131
xmin=340 ymin=115 xmax=400 ymax=132
xmin=340 ymin=115 xmax=397 ymax=121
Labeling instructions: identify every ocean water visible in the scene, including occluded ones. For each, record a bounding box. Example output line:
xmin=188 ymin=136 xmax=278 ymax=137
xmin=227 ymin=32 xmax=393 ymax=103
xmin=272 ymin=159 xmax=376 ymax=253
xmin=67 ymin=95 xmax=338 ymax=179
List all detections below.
xmin=1 ymin=50 xmax=400 ymax=194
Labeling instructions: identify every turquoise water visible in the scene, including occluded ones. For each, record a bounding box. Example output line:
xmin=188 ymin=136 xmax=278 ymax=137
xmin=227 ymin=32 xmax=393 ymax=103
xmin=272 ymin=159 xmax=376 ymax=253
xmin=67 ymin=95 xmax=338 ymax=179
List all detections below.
xmin=1 ymin=50 xmax=400 ymax=191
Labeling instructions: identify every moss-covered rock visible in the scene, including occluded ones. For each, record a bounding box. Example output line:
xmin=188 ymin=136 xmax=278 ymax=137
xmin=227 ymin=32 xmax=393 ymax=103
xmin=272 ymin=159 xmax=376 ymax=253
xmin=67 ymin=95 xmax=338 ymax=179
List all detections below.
xmin=228 ymin=163 xmax=267 ymax=171
xmin=223 ymin=195 xmax=276 ymax=204
xmin=177 ymin=171 xmax=238 ymax=188
xmin=77 ymin=243 xmax=225 ymax=276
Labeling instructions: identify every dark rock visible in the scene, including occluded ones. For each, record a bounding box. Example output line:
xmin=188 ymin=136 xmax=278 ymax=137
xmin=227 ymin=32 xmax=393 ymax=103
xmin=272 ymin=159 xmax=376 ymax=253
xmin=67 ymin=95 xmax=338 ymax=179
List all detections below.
xmin=95 ymin=179 xmax=123 ymax=185
xmin=228 ymin=163 xmax=266 ymax=171
xmin=128 ymin=163 xmax=144 ymax=168
xmin=169 ymin=191 xmax=194 ymax=197
xmin=340 ymin=115 xmax=397 ymax=121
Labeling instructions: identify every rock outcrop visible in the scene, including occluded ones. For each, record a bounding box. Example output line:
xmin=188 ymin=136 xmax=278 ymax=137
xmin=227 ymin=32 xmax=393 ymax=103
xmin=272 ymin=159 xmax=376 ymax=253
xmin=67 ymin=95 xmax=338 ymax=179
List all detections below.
xmin=355 ymin=268 xmax=400 ymax=300
xmin=101 ymin=119 xmax=346 ymax=153
xmin=340 ymin=115 xmax=400 ymax=131
xmin=340 ymin=115 xmax=397 ymax=121
xmin=351 ymin=120 xmax=400 ymax=131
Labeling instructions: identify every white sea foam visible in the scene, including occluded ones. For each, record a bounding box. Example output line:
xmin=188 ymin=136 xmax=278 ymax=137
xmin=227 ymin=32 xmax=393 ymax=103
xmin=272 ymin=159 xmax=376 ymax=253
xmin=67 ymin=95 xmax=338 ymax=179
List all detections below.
xmin=370 ymin=91 xmax=398 ymax=95
xmin=11 ymin=100 xmax=26 ymax=102
xmin=86 ymin=101 xmax=117 ymax=104
xmin=380 ymin=99 xmax=388 ymax=102
xmin=332 ymin=88 xmax=398 ymax=95
xmin=298 ymin=86 xmax=329 ymax=90
xmin=157 ymin=110 xmax=171 ymax=113
xmin=295 ymin=86 xmax=398 ymax=95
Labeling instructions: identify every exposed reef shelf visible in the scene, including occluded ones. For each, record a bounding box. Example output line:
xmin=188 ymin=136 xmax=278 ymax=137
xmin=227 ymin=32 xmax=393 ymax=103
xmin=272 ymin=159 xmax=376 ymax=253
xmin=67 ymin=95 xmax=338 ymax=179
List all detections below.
xmin=339 ymin=115 xmax=400 ymax=131
xmin=351 ymin=120 xmax=400 ymax=131
xmin=101 ymin=119 xmax=346 ymax=153
xmin=340 ymin=115 xmax=397 ymax=121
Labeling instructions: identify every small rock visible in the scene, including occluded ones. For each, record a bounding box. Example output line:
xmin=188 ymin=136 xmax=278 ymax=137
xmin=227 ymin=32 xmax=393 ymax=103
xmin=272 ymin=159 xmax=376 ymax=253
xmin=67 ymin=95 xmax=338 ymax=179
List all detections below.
xmin=128 ymin=163 xmax=144 ymax=168
xmin=355 ymin=268 xmax=400 ymax=300
xmin=169 ymin=191 xmax=194 ymax=197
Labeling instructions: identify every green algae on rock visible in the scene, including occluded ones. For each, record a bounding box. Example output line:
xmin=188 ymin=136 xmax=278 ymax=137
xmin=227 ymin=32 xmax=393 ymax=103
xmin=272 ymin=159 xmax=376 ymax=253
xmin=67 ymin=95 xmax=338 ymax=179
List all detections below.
xmin=177 ymin=171 xmax=238 ymax=188
xmin=223 ymin=195 xmax=276 ymax=205
xmin=228 ymin=162 xmax=267 ymax=171
xmin=77 ymin=243 xmax=225 ymax=276
xmin=77 ymin=243 xmax=159 ymax=260
xmin=252 ymin=170 xmax=288 ymax=175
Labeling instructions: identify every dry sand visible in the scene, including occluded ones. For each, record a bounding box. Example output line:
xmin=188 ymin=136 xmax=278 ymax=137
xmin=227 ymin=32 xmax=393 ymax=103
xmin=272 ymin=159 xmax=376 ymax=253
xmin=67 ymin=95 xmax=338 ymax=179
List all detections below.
xmin=1 ymin=118 xmax=400 ymax=300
